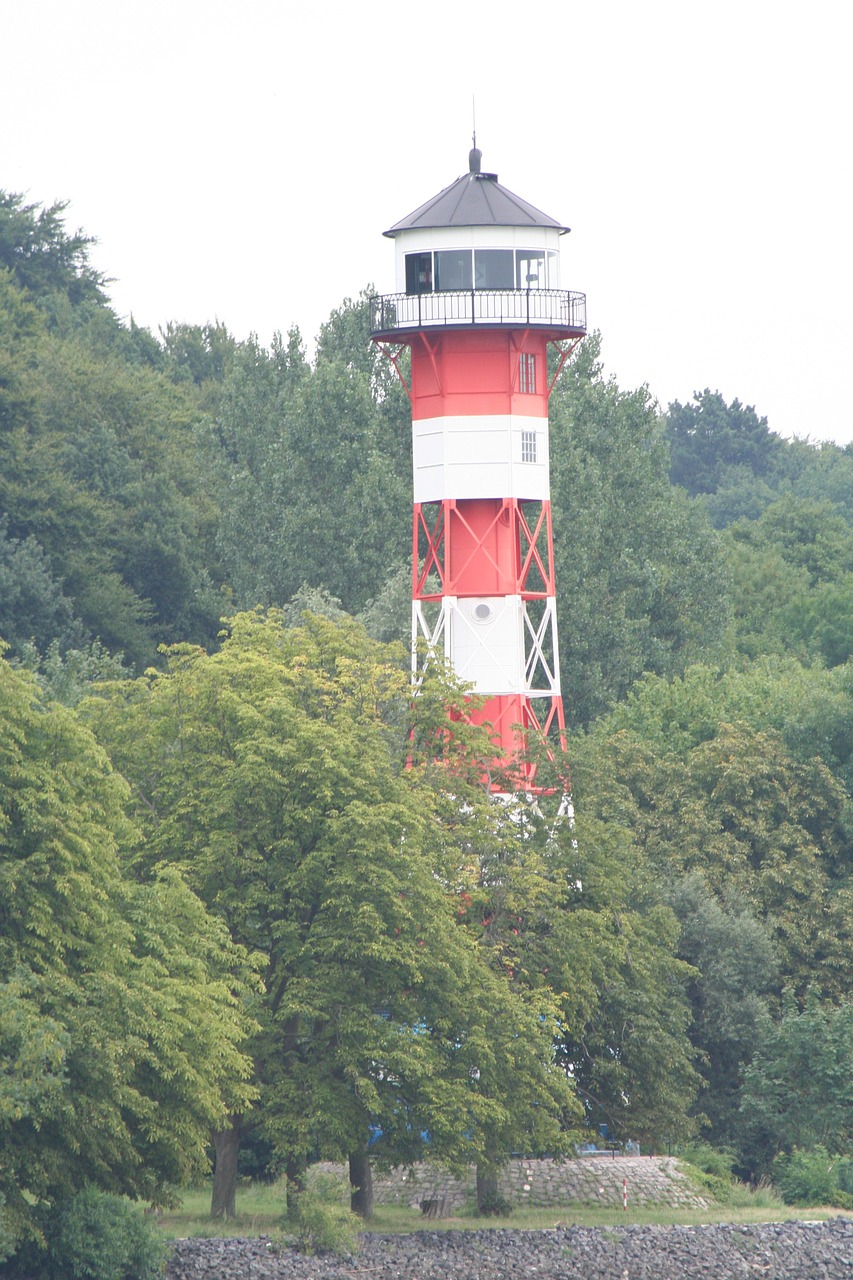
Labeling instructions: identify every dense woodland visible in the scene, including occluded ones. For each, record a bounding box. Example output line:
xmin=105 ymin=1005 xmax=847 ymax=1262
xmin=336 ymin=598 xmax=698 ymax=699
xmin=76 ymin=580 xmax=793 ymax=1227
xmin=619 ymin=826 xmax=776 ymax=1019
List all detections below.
xmin=4 ymin=189 xmax=853 ymax=1265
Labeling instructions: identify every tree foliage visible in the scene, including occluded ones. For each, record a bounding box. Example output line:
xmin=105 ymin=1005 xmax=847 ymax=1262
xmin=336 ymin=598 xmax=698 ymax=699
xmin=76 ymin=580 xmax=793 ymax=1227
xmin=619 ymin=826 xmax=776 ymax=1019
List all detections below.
xmin=7 ymin=184 xmax=853 ymax=1201
xmin=209 ymin=315 xmax=411 ymax=618
xmin=84 ymin=611 xmax=580 ymax=1212
xmin=0 ymin=190 xmax=107 ymax=310
xmin=665 ymin=389 xmax=784 ymax=499
xmin=0 ymin=655 xmax=256 ymax=1254
xmin=740 ymin=996 xmax=853 ymax=1177
xmin=549 ymin=337 xmax=731 ymax=726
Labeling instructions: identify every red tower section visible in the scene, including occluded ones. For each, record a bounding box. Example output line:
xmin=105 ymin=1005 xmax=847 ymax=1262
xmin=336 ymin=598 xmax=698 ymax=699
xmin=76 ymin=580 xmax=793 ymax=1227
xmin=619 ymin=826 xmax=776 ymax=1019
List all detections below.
xmin=371 ymin=146 xmax=585 ymax=791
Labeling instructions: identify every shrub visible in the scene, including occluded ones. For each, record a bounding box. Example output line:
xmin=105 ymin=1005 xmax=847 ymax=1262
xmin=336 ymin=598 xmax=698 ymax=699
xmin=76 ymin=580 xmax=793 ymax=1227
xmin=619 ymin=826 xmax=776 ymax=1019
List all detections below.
xmin=837 ymin=1156 xmax=853 ymax=1196
xmin=676 ymin=1144 xmax=737 ymax=1202
xmin=15 ymin=1187 xmax=167 ymax=1280
xmin=281 ymin=1173 xmax=360 ymax=1257
xmin=677 ymin=1143 xmax=736 ymax=1180
xmin=676 ymin=1144 xmax=783 ymax=1208
xmin=773 ymin=1147 xmax=853 ymax=1209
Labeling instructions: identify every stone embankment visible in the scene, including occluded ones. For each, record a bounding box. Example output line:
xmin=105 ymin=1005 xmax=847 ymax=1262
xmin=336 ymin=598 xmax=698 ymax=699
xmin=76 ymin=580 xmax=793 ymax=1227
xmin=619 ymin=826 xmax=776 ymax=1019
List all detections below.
xmin=168 ymin=1220 xmax=853 ymax=1280
xmin=343 ymin=1154 xmax=708 ymax=1212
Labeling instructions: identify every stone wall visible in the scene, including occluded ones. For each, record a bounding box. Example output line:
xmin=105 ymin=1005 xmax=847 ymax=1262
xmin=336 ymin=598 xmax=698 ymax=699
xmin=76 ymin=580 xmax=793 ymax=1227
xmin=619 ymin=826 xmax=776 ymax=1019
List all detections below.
xmin=314 ymin=1155 xmax=708 ymax=1212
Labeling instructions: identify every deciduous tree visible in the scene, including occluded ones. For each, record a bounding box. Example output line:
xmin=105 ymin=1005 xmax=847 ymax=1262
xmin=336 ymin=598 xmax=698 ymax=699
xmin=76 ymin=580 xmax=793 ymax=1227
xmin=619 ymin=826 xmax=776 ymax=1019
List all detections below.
xmin=0 ymin=655 xmax=256 ymax=1257
xmin=85 ymin=611 xmax=579 ymax=1218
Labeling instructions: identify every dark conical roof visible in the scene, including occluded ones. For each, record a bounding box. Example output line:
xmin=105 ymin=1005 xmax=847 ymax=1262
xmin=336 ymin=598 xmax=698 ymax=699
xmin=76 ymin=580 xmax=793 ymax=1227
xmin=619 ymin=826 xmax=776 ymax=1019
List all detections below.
xmin=384 ymin=151 xmax=569 ymax=237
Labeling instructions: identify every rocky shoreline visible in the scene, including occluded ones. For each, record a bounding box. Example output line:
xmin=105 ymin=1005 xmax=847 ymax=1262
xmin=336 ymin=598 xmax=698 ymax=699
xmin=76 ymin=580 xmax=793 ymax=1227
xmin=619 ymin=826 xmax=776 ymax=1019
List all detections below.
xmin=168 ymin=1220 xmax=853 ymax=1279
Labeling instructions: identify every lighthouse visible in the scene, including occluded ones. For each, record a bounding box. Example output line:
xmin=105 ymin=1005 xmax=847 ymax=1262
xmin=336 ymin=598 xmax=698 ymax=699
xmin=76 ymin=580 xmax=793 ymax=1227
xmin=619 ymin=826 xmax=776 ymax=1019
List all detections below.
xmin=370 ymin=145 xmax=586 ymax=792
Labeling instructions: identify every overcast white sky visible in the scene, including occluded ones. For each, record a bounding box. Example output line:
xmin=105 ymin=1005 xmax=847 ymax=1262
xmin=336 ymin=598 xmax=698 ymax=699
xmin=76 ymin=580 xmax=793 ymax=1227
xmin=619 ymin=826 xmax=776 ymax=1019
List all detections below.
xmin=3 ymin=0 xmax=851 ymax=443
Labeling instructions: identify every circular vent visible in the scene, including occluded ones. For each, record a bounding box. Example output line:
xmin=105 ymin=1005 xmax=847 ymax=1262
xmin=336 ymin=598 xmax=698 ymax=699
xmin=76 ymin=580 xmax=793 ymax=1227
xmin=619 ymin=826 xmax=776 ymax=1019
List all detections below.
xmin=473 ymin=602 xmax=493 ymax=624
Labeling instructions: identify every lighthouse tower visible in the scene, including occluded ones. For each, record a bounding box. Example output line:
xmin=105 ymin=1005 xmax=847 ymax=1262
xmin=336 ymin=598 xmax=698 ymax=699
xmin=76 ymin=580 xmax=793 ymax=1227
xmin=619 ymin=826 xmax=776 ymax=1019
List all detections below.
xmin=370 ymin=146 xmax=585 ymax=791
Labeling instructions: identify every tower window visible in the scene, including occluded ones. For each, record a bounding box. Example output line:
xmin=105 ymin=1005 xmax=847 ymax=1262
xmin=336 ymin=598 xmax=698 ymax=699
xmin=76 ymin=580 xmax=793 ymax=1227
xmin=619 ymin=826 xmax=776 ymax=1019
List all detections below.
xmin=405 ymin=252 xmax=433 ymax=294
xmin=434 ymin=250 xmax=472 ymax=291
xmin=519 ymin=352 xmax=537 ymax=395
xmin=517 ymin=250 xmax=548 ymax=288
xmin=475 ymin=249 xmax=514 ymax=289
xmin=521 ymin=430 xmax=538 ymax=463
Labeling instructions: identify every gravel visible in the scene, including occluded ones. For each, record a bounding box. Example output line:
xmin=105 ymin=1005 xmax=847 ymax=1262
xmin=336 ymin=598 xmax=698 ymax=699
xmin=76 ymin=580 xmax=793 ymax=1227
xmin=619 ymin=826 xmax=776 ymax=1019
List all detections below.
xmin=167 ymin=1220 xmax=853 ymax=1280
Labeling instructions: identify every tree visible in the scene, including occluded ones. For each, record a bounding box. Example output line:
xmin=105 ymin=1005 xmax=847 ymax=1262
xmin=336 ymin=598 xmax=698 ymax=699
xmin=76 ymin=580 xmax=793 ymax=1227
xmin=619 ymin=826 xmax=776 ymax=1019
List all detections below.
xmin=0 ymin=195 xmax=228 ymax=670
xmin=160 ymin=319 xmax=239 ymax=388
xmin=665 ymin=389 xmax=784 ymax=497
xmin=576 ymin=664 xmax=853 ymax=1139
xmin=209 ymin=304 xmax=411 ymax=618
xmin=0 ymin=311 xmax=224 ymax=667
xmin=739 ymin=994 xmax=853 ymax=1177
xmin=724 ymin=497 xmax=853 ymax=663
xmin=666 ymin=873 xmax=779 ymax=1145
xmin=0 ymin=191 xmax=107 ymax=310
xmin=597 ymin=720 xmax=850 ymax=997
xmin=0 ymin=269 xmax=42 ymax=438
xmin=727 ymin=496 xmax=853 ymax=586
xmin=524 ymin=740 xmax=701 ymax=1147
xmin=0 ymin=654 xmax=256 ymax=1258
xmin=0 ymin=516 xmax=89 ymax=658
xmin=84 ymin=610 xmax=579 ymax=1218
xmin=602 ymin=656 xmax=853 ymax=789
xmin=547 ymin=336 xmax=731 ymax=726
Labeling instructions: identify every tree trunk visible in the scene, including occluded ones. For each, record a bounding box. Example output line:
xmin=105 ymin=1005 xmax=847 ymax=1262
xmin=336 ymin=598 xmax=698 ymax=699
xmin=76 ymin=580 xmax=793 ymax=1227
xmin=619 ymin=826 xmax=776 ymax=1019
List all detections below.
xmin=285 ymin=1152 xmax=307 ymax=1221
xmin=349 ymin=1148 xmax=374 ymax=1219
xmin=210 ymin=1114 xmax=242 ymax=1218
xmin=475 ymin=1162 xmax=499 ymax=1214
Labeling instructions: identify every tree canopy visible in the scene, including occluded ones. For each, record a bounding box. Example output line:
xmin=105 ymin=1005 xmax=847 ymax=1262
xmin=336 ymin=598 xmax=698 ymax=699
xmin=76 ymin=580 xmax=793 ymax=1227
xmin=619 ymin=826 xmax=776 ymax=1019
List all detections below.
xmin=83 ymin=610 xmax=582 ymax=1214
xmin=6 ymin=188 xmax=853 ymax=1245
xmin=0 ymin=654 xmax=256 ymax=1252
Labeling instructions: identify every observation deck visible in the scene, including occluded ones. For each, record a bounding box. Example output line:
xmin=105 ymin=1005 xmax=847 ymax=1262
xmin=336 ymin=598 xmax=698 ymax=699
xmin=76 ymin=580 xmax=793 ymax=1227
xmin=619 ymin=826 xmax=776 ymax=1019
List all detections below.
xmin=369 ymin=288 xmax=587 ymax=341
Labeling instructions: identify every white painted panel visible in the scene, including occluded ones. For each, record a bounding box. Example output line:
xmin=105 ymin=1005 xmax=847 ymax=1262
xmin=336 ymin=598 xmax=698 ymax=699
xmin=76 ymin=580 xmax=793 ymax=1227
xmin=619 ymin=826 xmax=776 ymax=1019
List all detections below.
xmin=417 ymin=429 xmax=444 ymax=468
xmin=449 ymin=596 xmax=525 ymax=695
xmin=413 ymin=596 xmax=561 ymax=699
xmin=413 ymin=414 xmax=551 ymax=502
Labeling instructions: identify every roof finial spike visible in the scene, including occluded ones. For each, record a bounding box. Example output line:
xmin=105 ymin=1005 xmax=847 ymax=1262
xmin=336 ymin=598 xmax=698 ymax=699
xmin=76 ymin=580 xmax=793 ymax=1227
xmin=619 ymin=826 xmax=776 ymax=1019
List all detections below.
xmin=469 ymin=98 xmax=482 ymax=175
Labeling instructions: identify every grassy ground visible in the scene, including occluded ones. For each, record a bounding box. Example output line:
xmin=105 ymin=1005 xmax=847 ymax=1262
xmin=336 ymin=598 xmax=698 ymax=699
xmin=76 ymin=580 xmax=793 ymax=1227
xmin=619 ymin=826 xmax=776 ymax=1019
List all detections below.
xmin=158 ymin=1179 xmax=848 ymax=1241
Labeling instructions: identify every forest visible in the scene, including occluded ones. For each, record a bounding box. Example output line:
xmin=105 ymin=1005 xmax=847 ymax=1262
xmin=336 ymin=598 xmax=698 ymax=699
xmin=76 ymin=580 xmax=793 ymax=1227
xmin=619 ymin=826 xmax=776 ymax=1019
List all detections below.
xmin=4 ymin=188 xmax=853 ymax=1266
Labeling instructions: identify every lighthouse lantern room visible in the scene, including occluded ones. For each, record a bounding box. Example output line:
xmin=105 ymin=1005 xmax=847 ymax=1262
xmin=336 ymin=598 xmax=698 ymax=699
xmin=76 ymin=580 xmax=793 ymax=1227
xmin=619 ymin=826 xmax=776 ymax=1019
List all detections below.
xmin=370 ymin=145 xmax=586 ymax=792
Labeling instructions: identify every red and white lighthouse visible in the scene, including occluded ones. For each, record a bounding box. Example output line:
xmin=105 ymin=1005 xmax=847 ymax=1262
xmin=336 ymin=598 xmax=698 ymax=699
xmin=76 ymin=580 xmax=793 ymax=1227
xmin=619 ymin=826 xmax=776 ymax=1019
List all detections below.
xmin=370 ymin=145 xmax=585 ymax=792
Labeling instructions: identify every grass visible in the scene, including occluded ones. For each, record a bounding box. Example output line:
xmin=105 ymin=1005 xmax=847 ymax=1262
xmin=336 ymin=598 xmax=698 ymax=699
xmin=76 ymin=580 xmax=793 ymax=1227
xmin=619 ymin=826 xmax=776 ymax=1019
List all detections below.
xmin=157 ymin=1177 xmax=850 ymax=1242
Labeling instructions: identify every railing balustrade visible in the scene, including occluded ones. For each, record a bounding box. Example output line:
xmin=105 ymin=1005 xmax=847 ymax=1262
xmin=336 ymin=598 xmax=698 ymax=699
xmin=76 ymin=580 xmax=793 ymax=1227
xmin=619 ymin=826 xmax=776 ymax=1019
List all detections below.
xmin=369 ymin=288 xmax=586 ymax=335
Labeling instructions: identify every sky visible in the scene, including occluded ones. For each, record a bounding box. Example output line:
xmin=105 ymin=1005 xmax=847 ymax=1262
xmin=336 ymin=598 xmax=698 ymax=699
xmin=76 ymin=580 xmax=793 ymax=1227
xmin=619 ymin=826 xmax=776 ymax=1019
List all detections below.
xmin=3 ymin=0 xmax=851 ymax=444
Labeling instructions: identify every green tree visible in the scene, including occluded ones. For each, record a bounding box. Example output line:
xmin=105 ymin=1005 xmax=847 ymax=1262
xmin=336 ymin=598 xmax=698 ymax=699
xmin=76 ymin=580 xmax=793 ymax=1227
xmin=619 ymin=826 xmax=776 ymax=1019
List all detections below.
xmin=210 ymin=303 xmax=411 ymax=618
xmin=160 ymin=319 xmax=239 ymax=387
xmin=0 ymin=318 xmax=224 ymax=666
xmin=739 ymin=995 xmax=853 ymax=1177
xmin=580 ymin=666 xmax=853 ymax=1137
xmin=527 ymin=741 xmax=700 ymax=1147
xmin=0 ymin=270 xmax=42 ymax=439
xmin=0 ymin=191 xmax=107 ymax=310
xmin=548 ymin=336 xmax=730 ymax=726
xmin=0 ymin=655 xmax=256 ymax=1258
xmin=0 ymin=194 xmax=228 ymax=668
xmin=595 ymin=721 xmax=850 ymax=997
xmin=667 ymin=873 xmax=779 ymax=1146
xmin=85 ymin=610 xmax=579 ymax=1218
xmin=724 ymin=498 xmax=853 ymax=663
xmin=665 ymin=389 xmax=784 ymax=498
xmin=0 ymin=517 xmax=89 ymax=657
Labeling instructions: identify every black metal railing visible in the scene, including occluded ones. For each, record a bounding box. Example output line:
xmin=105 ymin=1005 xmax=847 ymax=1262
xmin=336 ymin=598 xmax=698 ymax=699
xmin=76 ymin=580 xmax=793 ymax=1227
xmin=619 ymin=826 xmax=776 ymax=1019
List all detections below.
xmin=369 ymin=288 xmax=587 ymax=335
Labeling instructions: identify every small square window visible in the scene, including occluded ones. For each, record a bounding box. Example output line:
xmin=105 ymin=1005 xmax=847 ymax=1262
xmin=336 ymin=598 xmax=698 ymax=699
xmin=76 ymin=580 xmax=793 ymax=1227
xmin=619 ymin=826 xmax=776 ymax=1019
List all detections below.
xmin=521 ymin=430 xmax=537 ymax=463
xmin=519 ymin=352 xmax=536 ymax=395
